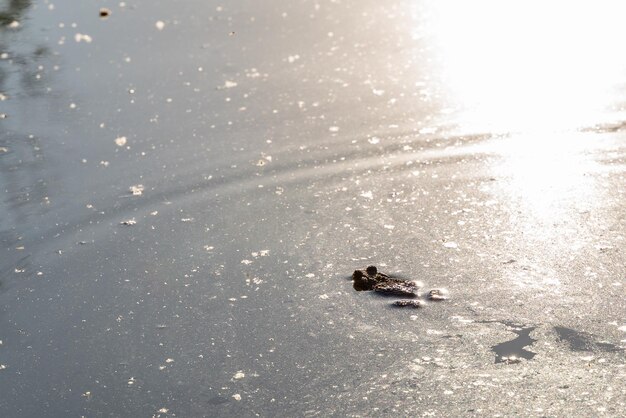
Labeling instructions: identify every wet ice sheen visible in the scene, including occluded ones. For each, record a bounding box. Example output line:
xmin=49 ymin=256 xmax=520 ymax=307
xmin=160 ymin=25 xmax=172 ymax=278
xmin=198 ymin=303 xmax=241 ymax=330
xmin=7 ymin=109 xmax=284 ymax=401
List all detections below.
xmin=1 ymin=0 xmax=626 ymax=417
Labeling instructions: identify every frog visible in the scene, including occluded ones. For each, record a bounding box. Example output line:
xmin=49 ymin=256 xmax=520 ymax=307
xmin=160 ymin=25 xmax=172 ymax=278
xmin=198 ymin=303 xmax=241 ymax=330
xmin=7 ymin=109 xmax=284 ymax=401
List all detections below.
xmin=352 ymin=265 xmax=448 ymax=308
xmin=352 ymin=265 xmax=419 ymax=298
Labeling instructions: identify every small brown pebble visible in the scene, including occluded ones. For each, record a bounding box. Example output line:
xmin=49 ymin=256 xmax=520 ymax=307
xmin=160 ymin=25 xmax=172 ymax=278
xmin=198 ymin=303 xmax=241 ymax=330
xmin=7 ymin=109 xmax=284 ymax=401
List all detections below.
xmin=427 ymin=289 xmax=448 ymax=301
xmin=99 ymin=8 xmax=111 ymax=18
xmin=392 ymin=300 xmax=422 ymax=309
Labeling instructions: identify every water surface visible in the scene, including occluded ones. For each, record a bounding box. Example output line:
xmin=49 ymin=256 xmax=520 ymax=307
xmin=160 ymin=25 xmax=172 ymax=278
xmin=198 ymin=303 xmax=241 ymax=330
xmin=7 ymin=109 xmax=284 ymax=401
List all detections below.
xmin=2 ymin=1 xmax=626 ymax=416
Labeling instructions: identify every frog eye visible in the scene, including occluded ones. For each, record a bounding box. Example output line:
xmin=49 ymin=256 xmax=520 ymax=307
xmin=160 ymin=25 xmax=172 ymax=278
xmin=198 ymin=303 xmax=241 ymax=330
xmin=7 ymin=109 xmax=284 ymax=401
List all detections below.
xmin=365 ymin=265 xmax=378 ymax=276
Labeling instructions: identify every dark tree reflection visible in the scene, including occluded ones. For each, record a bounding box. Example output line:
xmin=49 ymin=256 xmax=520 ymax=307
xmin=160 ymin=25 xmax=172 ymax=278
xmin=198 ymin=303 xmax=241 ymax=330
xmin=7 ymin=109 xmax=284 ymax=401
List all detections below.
xmin=0 ymin=0 xmax=31 ymax=26
xmin=0 ymin=0 xmax=50 ymax=97
xmin=0 ymin=0 xmax=50 ymax=285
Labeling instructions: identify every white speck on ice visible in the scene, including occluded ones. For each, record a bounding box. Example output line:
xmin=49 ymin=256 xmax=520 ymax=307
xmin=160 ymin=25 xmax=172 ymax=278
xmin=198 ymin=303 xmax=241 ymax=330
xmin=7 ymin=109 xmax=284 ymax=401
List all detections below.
xmin=450 ymin=315 xmax=473 ymax=324
xmin=368 ymin=137 xmax=380 ymax=144
xmin=232 ymin=394 xmax=242 ymax=401
xmin=241 ymin=260 xmax=253 ymax=265
xmin=155 ymin=20 xmax=165 ymax=30
xmin=305 ymin=273 xmax=315 ymax=278
xmin=319 ymin=294 xmax=329 ymax=299
xmin=329 ymin=126 xmax=339 ymax=133
xmin=165 ymin=358 xmax=174 ymax=363
xmin=384 ymin=225 xmax=395 ymax=230
xmin=157 ymin=407 xmax=169 ymax=413
xmin=443 ymin=241 xmax=458 ymax=249
xmin=114 ymin=136 xmax=127 ymax=146
xmin=204 ymin=245 xmax=214 ymax=251
xmin=74 ymin=33 xmax=92 ymax=43
xmin=419 ymin=127 xmax=437 ymax=134
xmin=233 ymin=371 xmax=245 ymax=380
xmin=223 ymin=80 xmax=238 ymax=89
xmin=129 ymin=184 xmax=144 ymax=196
xmin=360 ymin=191 xmax=373 ymax=200
xmin=287 ymin=54 xmax=300 ymax=63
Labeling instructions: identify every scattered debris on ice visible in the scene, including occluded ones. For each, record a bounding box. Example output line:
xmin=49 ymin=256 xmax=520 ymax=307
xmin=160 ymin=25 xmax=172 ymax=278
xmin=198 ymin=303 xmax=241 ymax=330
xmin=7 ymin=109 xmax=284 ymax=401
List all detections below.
xmin=221 ymin=80 xmax=238 ymax=89
xmin=74 ymin=33 xmax=93 ymax=43
xmin=129 ymin=184 xmax=144 ymax=196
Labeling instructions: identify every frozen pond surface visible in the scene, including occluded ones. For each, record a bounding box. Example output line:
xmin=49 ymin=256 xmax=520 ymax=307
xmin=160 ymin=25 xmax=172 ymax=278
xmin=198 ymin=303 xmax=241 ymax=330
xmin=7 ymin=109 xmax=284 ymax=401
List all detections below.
xmin=2 ymin=0 xmax=626 ymax=416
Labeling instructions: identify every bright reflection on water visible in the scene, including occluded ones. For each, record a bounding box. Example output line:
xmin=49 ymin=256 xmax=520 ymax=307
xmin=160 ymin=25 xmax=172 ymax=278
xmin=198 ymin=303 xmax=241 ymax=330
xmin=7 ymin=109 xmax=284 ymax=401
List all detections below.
xmin=427 ymin=2 xmax=626 ymax=290
xmin=492 ymin=132 xmax=599 ymax=227
xmin=430 ymin=1 xmax=626 ymax=133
